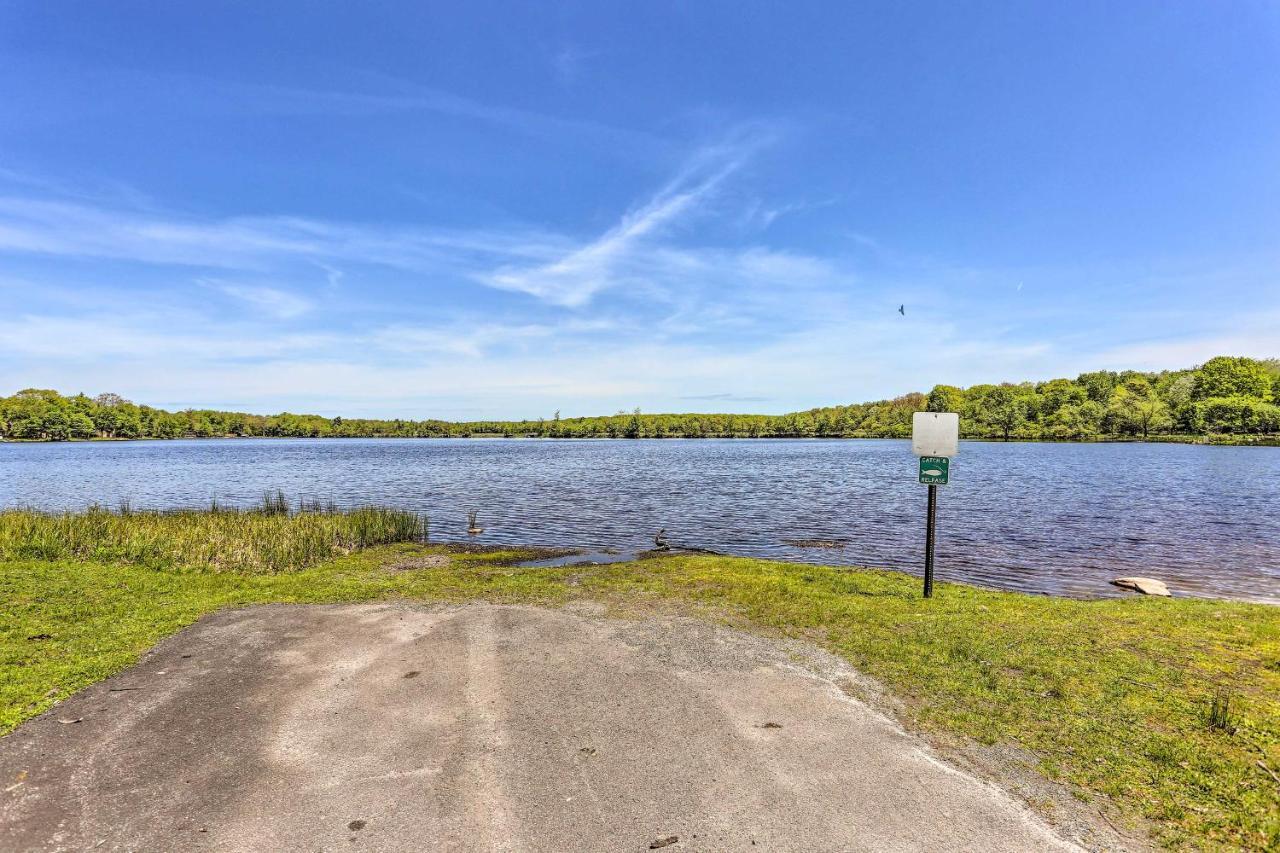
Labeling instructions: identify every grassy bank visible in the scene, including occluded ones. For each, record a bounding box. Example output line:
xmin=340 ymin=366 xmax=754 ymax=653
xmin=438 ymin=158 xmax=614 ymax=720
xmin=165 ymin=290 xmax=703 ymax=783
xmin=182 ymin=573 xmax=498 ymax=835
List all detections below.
xmin=1 ymin=510 xmax=1277 ymax=848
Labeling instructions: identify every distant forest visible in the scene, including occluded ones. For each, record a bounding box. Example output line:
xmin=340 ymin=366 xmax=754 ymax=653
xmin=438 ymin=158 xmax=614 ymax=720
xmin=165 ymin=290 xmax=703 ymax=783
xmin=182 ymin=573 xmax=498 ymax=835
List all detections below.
xmin=3 ymin=356 xmax=1279 ymax=443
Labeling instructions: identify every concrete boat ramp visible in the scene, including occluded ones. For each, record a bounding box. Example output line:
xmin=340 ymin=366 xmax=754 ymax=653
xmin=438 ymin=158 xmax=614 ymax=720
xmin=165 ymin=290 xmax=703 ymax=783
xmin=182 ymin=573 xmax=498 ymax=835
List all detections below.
xmin=0 ymin=603 xmax=1089 ymax=852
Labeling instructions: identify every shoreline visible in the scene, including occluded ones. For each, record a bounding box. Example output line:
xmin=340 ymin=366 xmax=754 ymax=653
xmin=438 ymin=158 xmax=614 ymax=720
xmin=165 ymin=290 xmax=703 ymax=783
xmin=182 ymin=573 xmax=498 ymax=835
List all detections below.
xmin=498 ymin=544 xmax=1280 ymax=607
xmin=2 ymin=506 xmax=1275 ymax=606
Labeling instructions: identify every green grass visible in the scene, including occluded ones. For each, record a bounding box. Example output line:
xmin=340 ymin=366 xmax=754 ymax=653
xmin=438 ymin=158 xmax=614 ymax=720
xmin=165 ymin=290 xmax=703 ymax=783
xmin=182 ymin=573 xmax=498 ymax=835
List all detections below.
xmin=1 ymin=509 xmax=1277 ymax=849
xmin=0 ymin=503 xmax=424 ymax=572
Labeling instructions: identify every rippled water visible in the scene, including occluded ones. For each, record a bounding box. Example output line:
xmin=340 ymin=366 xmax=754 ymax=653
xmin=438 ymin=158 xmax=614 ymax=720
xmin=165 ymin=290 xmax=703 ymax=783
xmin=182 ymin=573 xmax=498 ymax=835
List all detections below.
xmin=2 ymin=438 xmax=1277 ymax=603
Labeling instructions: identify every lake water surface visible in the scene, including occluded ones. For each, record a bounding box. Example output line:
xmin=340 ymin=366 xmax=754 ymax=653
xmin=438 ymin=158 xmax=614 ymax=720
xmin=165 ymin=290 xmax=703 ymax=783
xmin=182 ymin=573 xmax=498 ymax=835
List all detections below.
xmin=2 ymin=438 xmax=1277 ymax=603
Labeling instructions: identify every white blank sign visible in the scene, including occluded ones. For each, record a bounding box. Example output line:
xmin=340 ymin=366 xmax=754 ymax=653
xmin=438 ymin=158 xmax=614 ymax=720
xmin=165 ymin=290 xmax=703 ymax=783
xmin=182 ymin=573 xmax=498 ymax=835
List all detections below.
xmin=912 ymin=412 xmax=959 ymax=457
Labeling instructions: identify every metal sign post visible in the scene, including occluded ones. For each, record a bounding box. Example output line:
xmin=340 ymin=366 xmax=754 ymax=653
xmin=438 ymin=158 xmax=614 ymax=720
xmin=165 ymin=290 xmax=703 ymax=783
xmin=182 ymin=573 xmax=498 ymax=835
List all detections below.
xmin=912 ymin=413 xmax=959 ymax=599
xmin=924 ymin=483 xmax=937 ymax=597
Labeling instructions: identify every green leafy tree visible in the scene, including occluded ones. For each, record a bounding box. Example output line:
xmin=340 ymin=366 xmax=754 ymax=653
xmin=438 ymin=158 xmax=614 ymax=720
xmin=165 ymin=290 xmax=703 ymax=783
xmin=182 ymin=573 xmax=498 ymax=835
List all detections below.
xmin=1193 ymin=397 xmax=1280 ymax=434
xmin=68 ymin=411 xmax=96 ymax=439
xmin=926 ymin=385 xmax=965 ymax=413
xmin=985 ymin=387 xmax=1028 ymax=440
xmin=1076 ymin=371 xmax=1118 ymax=404
xmin=1193 ymin=356 xmax=1272 ymax=401
xmin=1036 ymin=379 xmax=1087 ymax=417
xmin=1043 ymin=401 xmax=1103 ymax=440
xmin=1115 ymin=394 xmax=1172 ymax=438
xmin=1261 ymin=359 xmax=1280 ymax=401
xmin=1156 ymin=372 xmax=1195 ymax=407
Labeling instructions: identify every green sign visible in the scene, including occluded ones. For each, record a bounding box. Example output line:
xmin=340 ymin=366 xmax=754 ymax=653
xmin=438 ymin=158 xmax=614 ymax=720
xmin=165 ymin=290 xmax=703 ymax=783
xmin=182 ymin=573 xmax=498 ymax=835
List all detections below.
xmin=919 ymin=455 xmax=950 ymax=485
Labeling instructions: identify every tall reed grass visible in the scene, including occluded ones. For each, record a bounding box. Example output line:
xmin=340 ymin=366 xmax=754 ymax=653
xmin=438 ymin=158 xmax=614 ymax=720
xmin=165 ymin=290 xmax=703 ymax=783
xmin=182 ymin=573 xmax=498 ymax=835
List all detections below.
xmin=0 ymin=497 xmax=426 ymax=573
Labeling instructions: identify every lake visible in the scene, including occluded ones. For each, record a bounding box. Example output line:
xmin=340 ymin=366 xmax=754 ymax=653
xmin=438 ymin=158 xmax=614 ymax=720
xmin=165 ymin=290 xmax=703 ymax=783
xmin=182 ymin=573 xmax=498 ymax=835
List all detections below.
xmin=2 ymin=438 xmax=1277 ymax=603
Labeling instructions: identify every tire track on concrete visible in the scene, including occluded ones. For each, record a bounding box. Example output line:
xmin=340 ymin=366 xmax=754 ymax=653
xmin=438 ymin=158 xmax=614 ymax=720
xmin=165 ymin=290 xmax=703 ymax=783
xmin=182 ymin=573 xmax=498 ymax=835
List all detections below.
xmin=456 ymin=607 xmax=526 ymax=851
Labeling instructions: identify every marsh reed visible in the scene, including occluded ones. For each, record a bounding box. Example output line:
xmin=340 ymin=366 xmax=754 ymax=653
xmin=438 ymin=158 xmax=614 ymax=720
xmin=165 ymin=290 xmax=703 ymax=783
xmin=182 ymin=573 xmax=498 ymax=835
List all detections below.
xmin=0 ymin=496 xmax=425 ymax=573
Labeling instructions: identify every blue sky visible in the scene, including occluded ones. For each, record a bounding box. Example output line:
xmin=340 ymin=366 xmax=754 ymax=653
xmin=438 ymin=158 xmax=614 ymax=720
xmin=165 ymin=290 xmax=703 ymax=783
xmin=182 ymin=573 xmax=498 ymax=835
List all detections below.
xmin=1 ymin=2 xmax=1277 ymax=419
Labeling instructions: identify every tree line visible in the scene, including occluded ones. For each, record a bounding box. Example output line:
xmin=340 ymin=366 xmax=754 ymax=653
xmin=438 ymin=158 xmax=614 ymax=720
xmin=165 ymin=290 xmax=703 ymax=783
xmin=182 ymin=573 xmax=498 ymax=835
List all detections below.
xmin=3 ymin=356 xmax=1278 ymax=442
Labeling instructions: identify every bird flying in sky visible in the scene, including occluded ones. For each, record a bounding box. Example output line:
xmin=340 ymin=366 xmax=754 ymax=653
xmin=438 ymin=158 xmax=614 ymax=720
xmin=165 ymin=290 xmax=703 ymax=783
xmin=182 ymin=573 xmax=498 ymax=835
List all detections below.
xmin=898 ymin=305 xmax=905 ymax=316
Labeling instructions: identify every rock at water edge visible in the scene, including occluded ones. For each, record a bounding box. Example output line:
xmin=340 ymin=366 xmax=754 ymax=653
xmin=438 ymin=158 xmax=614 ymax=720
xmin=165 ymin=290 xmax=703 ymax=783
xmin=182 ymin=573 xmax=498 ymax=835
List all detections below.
xmin=1110 ymin=576 xmax=1172 ymax=597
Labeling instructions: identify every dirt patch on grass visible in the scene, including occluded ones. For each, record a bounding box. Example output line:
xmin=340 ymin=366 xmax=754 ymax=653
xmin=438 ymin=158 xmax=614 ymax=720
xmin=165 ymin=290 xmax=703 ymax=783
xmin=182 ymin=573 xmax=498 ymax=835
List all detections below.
xmin=385 ymin=555 xmax=452 ymax=572
xmin=434 ymin=543 xmax=578 ymax=563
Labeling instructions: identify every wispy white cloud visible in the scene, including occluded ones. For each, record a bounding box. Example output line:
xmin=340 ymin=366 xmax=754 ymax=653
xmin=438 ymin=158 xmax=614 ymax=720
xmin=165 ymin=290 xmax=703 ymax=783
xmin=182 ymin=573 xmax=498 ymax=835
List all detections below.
xmin=736 ymin=196 xmax=838 ymax=232
xmin=0 ymin=166 xmax=159 ymax=210
xmin=0 ymin=194 xmax=569 ymax=285
xmin=483 ymin=133 xmax=772 ymax=307
xmin=8 ymin=63 xmax=670 ymax=162
xmin=483 ymin=187 xmax=709 ymax=307
xmin=0 ymin=197 xmax=320 ymax=268
xmin=312 ymin=261 xmax=345 ymax=289
xmin=207 ymin=280 xmax=313 ymax=319
xmin=374 ymin=322 xmax=554 ymax=358
xmin=242 ymin=72 xmax=664 ymax=153
xmin=0 ymin=308 xmax=626 ymax=366
xmin=0 ymin=314 xmax=338 ymax=360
